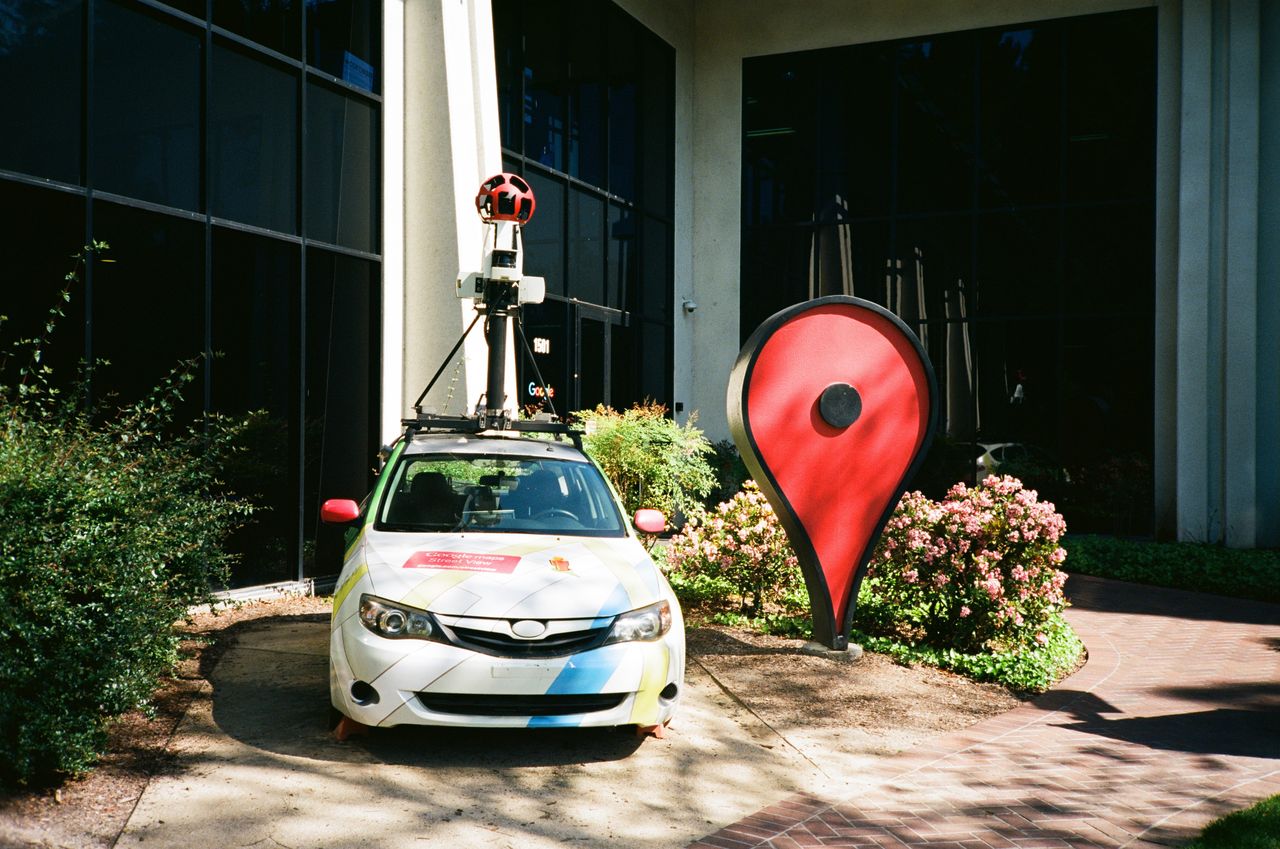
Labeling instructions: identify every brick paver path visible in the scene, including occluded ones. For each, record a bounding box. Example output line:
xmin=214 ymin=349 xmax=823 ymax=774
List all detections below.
xmin=689 ymin=575 xmax=1280 ymax=849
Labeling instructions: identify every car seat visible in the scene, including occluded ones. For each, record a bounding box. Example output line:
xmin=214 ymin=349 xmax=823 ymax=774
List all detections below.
xmin=412 ymin=471 xmax=460 ymax=528
xmin=503 ymin=470 xmax=564 ymax=519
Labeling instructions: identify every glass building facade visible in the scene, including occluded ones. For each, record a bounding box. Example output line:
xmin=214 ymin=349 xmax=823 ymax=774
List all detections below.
xmin=492 ymin=0 xmax=675 ymax=414
xmin=0 ymin=0 xmax=383 ymax=586
xmin=742 ymin=9 xmax=1156 ymax=532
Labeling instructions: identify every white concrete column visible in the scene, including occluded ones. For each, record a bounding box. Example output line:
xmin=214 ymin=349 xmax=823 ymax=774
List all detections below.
xmin=1223 ymin=0 xmax=1259 ymax=547
xmin=1175 ymin=0 xmax=1261 ymax=546
xmin=380 ymin=0 xmax=405 ymax=441
xmin=402 ymin=0 xmax=507 ymax=422
xmin=1174 ymin=0 xmax=1216 ymax=543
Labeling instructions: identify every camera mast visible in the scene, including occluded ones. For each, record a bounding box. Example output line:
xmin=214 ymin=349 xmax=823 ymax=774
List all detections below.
xmin=405 ymin=174 xmax=573 ymax=442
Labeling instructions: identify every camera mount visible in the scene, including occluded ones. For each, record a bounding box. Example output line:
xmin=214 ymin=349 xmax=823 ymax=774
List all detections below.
xmin=405 ymin=173 xmax=571 ymax=442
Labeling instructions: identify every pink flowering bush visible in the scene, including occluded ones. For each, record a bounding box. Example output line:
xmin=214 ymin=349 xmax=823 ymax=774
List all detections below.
xmin=665 ymin=480 xmax=802 ymax=616
xmin=869 ymin=475 xmax=1069 ymax=654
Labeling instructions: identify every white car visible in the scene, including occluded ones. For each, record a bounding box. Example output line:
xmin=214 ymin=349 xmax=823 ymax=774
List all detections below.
xmin=321 ymin=431 xmax=684 ymax=735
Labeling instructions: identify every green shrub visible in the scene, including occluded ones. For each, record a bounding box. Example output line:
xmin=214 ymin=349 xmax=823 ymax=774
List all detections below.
xmin=0 ymin=248 xmax=253 ymax=788
xmin=1185 ymin=793 xmax=1280 ymax=849
xmin=849 ymin=611 xmax=1083 ymax=694
xmin=664 ymin=481 xmax=806 ymax=616
xmin=576 ymin=403 xmax=715 ymax=520
xmin=704 ymin=439 xmax=749 ymax=508
xmin=1064 ymin=535 xmax=1280 ymax=603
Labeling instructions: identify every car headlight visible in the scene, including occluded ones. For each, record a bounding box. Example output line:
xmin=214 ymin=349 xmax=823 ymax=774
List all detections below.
xmin=604 ymin=600 xmax=672 ymax=644
xmin=358 ymin=594 xmax=437 ymax=640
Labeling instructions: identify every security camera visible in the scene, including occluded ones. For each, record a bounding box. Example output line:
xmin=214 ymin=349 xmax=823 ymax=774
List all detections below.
xmin=682 ymin=298 xmax=698 ymax=314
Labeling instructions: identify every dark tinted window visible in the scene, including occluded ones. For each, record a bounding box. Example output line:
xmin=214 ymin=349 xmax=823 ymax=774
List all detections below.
xmin=210 ymin=42 xmax=298 ymax=233
xmin=0 ymin=0 xmax=382 ymax=588
xmin=306 ymin=80 xmax=378 ymax=252
xmin=494 ymin=0 xmax=674 ymax=412
xmin=93 ymin=1 xmax=201 ymax=210
xmin=0 ymin=181 xmax=85 ymax=386
xmin=304 ymin=248 xmax=378 ymax=576
xmin=211 ymin=227 xmax=301 ymax=585
xmin=307 ymin=0 xmax=379 ymax=92
xmin=742 ymin=9 xmax=1156 ymax=532
xmin=0 ymin=0 xmax=82 ymax=183
xmin=213 ymin=0 xmax=299 ymax=57
xmin=89 ymin=202 xmax=205 ymax=414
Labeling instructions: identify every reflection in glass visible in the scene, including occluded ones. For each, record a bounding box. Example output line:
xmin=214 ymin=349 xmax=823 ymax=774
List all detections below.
xmin=305 ymin=249 xmax=378 ymax=577
xmin=522 ymin=8 xmax=563 ymax=171
xmin=493 ymin=0 xmax=674 ymax=412
xmin=607 ymin=202 xmax=635 ymax=310
xmin=577 ymin=314 xmax=605 ymax=410
xmin=0 ymin=0 xmax=82 ymax=183
xmin=0 ymin=181 xmax=85 ymax=386
xmin=306 ymin=81 xmax=378 ymax=252
xmin=93 ymin=1 xmax=201 ymax=210
xmin=639 ymin=35 xmax=673 ymax=216
xmin=521 ymin=169 xmax=564 ymax=295
xmin=517 ymin=299 xmax=568 ymax=413
xmin=210 ymin=43 xmax=298 ymax=233
xmin=213 ymin=0 xmax=300 ymax=57
xmin=741 ymin=8 xmax=1156 ymax=530
xmin=568 ymin=188 xmax=604 ymax=304
xmin=212 ymin=228 xmax=300 ymax=585
xmin=639 ymin=214 xmax=670 ymax=318
xmin=567 ymin=0 xmax=604 ymax=186
xmin=306 ymin=0 xmax=379 ymax=92
xmin=89 ymin=202 xmax=204 ymax=414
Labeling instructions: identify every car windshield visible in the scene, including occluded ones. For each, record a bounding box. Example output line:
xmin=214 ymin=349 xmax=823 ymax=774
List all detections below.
xmin=375 ymin=453 xmax=626 ymax=537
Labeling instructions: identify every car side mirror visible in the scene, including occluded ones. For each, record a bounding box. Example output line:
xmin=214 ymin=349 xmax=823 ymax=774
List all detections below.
xmin=321 ymin=498 xmax=361 ymax=524
xmin=633 ymin=509 xmax=666 ymax=535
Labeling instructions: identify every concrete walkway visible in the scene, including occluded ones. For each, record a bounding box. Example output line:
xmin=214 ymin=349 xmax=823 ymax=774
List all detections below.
xmin=688 ymin=575 xmax=1280 ymax=849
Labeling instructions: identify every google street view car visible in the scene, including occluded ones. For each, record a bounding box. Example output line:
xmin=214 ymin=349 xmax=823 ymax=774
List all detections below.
xmin=320 ymin=173 xmax=683 ymax=737
xmin=321 ymin=432 xmax=684 ymax=735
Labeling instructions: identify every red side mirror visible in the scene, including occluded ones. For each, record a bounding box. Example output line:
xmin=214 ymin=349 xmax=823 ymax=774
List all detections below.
xmin=321 ymin=498 xmax=361 ymax=524
xmin=633 ymin=509 xmax=666 ymax=535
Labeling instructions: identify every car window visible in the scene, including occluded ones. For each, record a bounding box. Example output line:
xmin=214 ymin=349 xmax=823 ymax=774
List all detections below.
xmin=374 ymin=453 xmax=626 ymax=537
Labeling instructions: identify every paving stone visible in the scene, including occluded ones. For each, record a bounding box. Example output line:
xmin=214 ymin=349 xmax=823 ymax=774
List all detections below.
xmin=688 ymin=576 xmax=1280 ymax=849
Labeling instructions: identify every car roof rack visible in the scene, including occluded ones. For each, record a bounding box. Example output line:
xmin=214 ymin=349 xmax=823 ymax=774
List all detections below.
xmin=400 ymin=412 xmax=583 ymax=449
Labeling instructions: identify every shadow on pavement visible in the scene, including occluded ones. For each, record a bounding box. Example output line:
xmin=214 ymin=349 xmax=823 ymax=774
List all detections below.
xmin=204 ymin=615 xmax=644 ymax=767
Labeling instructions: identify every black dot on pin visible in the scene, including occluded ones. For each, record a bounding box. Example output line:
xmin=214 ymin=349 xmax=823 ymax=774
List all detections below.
xmin=819 ymin=382 xmax=862 ymax=429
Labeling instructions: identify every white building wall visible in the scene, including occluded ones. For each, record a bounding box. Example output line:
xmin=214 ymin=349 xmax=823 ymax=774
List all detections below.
xmin=386 ymin=0 xmax=1277 ymax=545
xmin=396 ymin=0 xmax=508 ymax=438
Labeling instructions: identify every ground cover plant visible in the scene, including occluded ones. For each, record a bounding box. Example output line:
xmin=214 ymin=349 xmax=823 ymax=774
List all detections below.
xmin=1183 ymin=793 xmax=1280 ymax=849
xmin=664 ymin=474 xmax=1083 ymax=693
xmin=0 ymin=246 xmax=254 ymax=788
xmin=1064 ymin=534 xmax=1280 ymax=604
xmin=576 ymin=402 xmax=715 ymax=521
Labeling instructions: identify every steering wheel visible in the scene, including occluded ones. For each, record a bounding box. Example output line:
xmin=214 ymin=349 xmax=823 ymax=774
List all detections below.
xmin=532 ymin=508 xmax=580 ymax=523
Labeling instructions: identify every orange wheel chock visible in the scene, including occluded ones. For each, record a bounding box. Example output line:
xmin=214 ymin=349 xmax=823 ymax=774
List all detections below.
xmin=333 ymin=716 xmax=371 ymax=742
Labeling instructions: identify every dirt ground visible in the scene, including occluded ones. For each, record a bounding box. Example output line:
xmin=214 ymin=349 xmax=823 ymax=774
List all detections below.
xmin=0 ymin=596 xmax=1022 ymax=849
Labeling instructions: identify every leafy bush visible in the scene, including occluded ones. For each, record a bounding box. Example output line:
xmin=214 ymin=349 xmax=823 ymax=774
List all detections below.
xmin=704 ymin=439 xmax=749 ymax=508
xmin=1185 ymin=793 xmax=1280 ymax=849
xmin=869 ymin=476 xmax=1069 ymax=653
xmin=0 ymin=249 xmax=253 ymax=788
xmin=849 ymin=611 xmax=1083 ymax=693
xmin=664 ymin=480 xmax=805 ymax=616
xmin=1064 ymin=534 xmax=1280 ymax=603
xmin=576 ymin=403 xmax=715 ymax=520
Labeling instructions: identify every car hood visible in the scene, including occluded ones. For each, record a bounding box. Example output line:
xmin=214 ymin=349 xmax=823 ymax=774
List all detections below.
xmin=359 ymin=531 xmax=665 ymax=619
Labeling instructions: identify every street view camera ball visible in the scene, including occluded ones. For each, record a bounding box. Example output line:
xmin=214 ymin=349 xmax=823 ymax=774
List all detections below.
xmin=475 ymin=173 xmax=536 ymax=224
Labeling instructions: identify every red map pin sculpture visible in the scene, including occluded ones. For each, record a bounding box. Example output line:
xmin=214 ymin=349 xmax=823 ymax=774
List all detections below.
xmin=728 ymin=296 xmax=938 ymax=650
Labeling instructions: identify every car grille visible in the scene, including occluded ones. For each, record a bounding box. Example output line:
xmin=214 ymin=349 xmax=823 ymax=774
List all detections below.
xmin=417 ymin=692 xmax=627 ymax=717
xmin=444 ymin=624 xmax=610 ymax=658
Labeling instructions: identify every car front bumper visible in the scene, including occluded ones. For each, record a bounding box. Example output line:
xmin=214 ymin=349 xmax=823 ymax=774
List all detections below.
xmin=329 ymin=613 xmax=684 ymax=729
